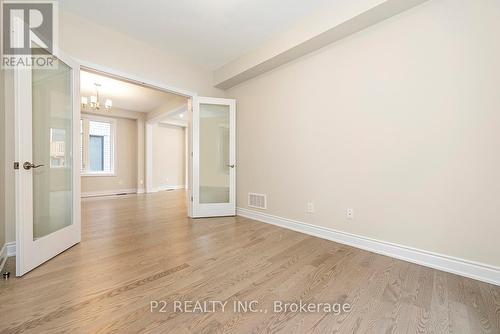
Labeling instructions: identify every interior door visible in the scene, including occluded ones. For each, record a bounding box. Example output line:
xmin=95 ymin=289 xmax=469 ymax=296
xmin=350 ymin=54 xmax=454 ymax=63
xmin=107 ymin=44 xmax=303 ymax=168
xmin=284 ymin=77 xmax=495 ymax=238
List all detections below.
xmin=191 ymin=97 xmax=236 ymax=217
xmin=14 ymin=50 xmax=81 ymax=276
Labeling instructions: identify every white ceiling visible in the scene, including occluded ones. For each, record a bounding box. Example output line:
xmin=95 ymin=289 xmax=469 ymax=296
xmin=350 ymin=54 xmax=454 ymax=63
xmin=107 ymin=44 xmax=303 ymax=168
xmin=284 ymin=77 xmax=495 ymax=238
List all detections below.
xmin=80 ymin=70 xmax=183 ymax=112
xmin=61 ymin=0 xmax=333 ymax=70
xmin=160 ymin=106 xmax=188 ymax=127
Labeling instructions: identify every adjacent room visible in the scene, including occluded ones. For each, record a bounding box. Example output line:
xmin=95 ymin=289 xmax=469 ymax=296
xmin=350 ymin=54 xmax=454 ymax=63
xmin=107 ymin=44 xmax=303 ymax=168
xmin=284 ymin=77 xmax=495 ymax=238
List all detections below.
xmin=1 ymin=0 xmax=499 ymax=333
xmin=79 ymin=70 xmax=188 ymax=199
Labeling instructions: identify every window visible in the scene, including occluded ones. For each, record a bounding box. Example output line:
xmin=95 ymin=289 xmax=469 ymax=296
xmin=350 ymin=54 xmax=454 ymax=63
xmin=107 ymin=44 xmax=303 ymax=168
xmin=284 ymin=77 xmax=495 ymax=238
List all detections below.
xmin=80 ymin=116 xmax=116 ymax=176
xmin=89 ymin=135 xmax=104 ymax=171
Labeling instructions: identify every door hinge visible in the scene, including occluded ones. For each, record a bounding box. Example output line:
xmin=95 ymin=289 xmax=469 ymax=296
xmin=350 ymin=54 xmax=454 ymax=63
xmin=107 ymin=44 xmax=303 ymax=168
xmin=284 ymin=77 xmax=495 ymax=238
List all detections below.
xmin=13 ymin=162 xmax=19 ymax=170
xmin=191 ymin=196 xmax=193 ymax=202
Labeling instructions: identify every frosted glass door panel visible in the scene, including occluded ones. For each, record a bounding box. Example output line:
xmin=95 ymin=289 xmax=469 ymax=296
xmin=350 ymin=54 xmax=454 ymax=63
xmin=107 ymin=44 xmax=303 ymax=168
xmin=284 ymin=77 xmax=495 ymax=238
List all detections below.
xmin=32 ymin=58 xmax=73 ymax=239
xmin=199 ymin=103 xmax=230 ymax=204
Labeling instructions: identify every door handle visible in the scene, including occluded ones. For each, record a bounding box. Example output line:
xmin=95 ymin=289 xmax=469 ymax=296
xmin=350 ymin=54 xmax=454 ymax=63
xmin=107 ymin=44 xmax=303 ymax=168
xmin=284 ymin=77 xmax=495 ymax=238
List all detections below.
xmin=23 ymin=162 xmax=44 ymax=170
xmin=227 ymin=164 xmax=235 ymax=168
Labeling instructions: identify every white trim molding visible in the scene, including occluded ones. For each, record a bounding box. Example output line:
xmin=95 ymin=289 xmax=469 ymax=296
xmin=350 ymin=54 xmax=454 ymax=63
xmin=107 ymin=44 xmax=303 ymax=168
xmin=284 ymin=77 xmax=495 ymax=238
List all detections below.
xmin=81 ymin=187 xmax=185 ymax=198
xmin=145 ymin=123 xmax=154 ymax=193
xmin=77 ymin=62 xmax=196 ymax=99
xmin=0 ymin=244 xmax=8 ymax=273
xmin=6 ymin=242 xmax=16 ymax=257
xmin=150 ymin=185 xmax=185 ymax=193
xmin=81 ymin=188 xmax=138 ymax=198
xmin=1 ymin=242 xmax=17 ymax=273
xmin=237 ymin=208 xmax=500 ymax=286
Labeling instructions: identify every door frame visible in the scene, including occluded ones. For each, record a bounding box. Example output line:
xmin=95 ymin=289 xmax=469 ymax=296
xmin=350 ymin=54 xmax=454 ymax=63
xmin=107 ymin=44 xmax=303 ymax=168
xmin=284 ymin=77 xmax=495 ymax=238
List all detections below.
xmin=69 ymin=59 xmax=199 ymax=217
xmin=14 ymin=48 xmax=81 ymax=276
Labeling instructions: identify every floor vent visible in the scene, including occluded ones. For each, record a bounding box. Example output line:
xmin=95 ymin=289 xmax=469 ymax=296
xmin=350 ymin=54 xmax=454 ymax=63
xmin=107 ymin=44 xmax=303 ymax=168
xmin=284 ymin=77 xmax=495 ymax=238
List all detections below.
xmin=248 ymin=193 xmax=267 ymax=209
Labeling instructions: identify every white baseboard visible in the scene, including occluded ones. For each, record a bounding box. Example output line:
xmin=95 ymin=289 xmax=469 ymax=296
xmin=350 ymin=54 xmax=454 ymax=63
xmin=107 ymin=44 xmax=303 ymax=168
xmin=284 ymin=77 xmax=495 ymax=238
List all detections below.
xmin=6 ymin=242 xmax=16 ymax=257
xmin=0 ymin=244 xmax=7 ymax=273
xmin=81 ymin=188 xmax=138 ymax=198
xmin=137 ymin=188 xmax=145 ymax=194
xmin=237 ymin=207 xmax=500 ymax=286
xmin=150 ymin=185 xmax=185 ymax=193
xmin=0 ymin=241 xmax=16 ymax=272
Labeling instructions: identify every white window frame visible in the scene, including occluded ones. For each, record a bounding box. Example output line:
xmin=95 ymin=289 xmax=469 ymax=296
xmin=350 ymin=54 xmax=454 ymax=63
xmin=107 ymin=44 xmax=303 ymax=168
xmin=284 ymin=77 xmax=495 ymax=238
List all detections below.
xmin=80 ymin=114 xmax=117 ymax=177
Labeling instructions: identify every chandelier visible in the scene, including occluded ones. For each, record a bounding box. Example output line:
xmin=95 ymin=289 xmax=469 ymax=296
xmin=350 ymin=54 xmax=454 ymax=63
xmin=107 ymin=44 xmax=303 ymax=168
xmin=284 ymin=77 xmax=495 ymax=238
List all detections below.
xmin=81 ymin=83 xmax=112 ymax=111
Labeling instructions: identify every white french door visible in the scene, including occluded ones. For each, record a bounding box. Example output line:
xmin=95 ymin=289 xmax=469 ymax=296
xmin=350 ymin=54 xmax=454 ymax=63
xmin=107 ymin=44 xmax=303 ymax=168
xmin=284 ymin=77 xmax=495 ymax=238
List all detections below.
xmin=14 ymin=50 xmax=81 ymax=276
xmin=190 ymin=97 xmax=236 ymax=217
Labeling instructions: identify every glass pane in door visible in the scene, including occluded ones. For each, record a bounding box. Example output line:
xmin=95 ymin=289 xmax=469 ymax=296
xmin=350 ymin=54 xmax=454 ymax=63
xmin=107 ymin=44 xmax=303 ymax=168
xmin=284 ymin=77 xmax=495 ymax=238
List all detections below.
xmin=199 ymin=103 xmax=230 ymax=203
xmin=32 ymin=57 xmax=73 ymax=239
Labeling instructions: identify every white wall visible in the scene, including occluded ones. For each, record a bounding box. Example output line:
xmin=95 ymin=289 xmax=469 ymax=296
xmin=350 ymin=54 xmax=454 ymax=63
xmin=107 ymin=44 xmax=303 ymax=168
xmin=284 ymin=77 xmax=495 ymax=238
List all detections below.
xmin=152 ymin=124 xmax=185 ymax=190
xmin=228 ymin=0 xmax=500 ymax=268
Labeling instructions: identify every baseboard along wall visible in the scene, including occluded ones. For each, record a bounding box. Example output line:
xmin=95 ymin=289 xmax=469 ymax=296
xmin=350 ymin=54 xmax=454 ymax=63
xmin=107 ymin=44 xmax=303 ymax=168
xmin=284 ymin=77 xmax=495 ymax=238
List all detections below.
xmin=81 ymin=188 xmax=138 ymax=198
xmin=237 ymin=207 xmax=500 ymax=287
xmin=0 ymin=242 xmax=16 ymax=273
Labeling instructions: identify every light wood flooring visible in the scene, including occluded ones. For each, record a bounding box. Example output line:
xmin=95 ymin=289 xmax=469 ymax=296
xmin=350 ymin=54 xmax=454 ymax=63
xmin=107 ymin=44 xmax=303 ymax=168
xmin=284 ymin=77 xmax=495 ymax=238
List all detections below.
xmin=0 ymin=190 xmax=499 ymax=334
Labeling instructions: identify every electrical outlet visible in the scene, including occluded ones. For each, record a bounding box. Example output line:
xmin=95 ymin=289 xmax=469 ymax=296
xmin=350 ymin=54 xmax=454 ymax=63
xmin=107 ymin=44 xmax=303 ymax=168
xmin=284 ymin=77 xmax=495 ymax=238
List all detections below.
xmin=307 ymin=202 xmax=315 ymax=214
xmin=346 ymin=208 xmax=354 ymax=220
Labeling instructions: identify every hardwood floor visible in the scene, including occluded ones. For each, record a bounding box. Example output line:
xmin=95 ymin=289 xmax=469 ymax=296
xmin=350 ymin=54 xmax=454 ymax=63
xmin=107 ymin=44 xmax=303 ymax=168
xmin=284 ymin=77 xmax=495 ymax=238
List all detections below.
xmin=0 ymin=190 xmax=499 ymax=334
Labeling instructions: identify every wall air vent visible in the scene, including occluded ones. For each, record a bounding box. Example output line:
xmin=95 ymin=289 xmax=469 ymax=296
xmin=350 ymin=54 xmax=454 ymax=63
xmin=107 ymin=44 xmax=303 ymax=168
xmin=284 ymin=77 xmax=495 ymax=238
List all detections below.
xmin=248 ymin=193 xmax=267 ymax=210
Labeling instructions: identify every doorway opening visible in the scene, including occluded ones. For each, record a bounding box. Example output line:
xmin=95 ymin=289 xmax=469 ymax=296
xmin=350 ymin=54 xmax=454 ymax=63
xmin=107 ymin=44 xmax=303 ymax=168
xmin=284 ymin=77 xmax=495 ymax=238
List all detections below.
xmin=79 ymin=68 xmax=189 ymax=202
